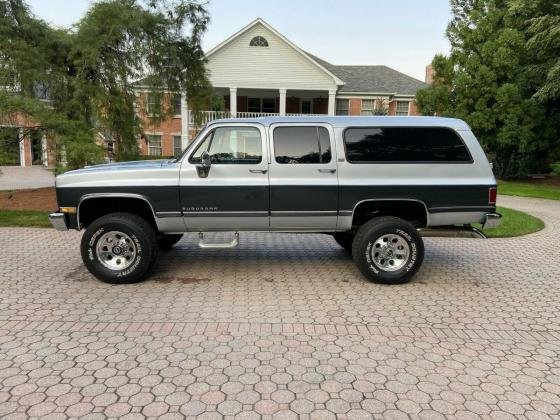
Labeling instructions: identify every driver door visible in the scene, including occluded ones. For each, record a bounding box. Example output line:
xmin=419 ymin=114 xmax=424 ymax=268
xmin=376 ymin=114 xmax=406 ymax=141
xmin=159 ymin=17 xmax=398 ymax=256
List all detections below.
xmin=179 ymin=123 xmax=269 ymax=231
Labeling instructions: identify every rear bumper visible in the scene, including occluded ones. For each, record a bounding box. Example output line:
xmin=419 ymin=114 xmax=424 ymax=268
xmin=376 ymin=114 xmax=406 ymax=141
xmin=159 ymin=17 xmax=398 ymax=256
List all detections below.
xmin=49 ymin=212 xmax=68 ymax=231
xmin=483 ymin=212 xmax=502 ymax=229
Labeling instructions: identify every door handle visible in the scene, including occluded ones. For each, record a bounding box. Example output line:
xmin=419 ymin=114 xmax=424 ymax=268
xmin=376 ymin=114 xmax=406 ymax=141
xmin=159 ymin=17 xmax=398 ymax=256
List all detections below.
xmin=249 ymin=169 xmax=268 ymax=174
xmin=318 ymin=169 xmax=336 ymax=173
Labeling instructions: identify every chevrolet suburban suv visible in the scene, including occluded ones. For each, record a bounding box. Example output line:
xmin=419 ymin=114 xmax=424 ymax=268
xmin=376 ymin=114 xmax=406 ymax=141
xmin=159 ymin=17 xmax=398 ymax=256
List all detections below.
xmin=50 ymin=116 xmax=500 ymax=285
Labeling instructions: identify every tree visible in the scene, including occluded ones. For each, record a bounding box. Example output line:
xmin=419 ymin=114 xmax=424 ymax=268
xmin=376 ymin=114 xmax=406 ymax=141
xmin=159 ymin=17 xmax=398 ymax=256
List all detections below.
xmin=416 ymin=0 xmax=560 ymax=178
xmin=0 ymin=0 xmax=210 ymax=168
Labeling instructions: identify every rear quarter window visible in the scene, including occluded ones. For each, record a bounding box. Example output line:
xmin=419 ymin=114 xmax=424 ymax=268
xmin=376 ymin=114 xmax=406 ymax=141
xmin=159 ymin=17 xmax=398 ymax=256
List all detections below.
xmin=343 ymin=127 xmax=472 ymax=163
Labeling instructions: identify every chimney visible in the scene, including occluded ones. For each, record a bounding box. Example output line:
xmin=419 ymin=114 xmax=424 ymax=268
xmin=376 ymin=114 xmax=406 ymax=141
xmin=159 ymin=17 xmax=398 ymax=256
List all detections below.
xmin=425 ymin=64 xmax=434 ymax=85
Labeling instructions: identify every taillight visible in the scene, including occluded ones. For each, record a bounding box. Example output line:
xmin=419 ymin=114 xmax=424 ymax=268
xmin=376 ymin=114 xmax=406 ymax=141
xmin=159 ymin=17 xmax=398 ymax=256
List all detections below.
xmin=489 ymin=187 xmax=497 ymax=204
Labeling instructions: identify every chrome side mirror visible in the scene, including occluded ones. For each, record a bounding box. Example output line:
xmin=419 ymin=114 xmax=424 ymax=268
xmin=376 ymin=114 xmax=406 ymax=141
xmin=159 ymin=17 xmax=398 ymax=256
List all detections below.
xmin=196 ymin=151 xmax=211 ymax=178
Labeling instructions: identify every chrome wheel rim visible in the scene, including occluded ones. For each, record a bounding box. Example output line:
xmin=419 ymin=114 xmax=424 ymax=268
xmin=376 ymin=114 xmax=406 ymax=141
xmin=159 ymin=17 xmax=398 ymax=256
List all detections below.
xmin=371 ymin=233 xmax=410 ymax=272
xmin=95 ymin=231 xmax=137 ymax=271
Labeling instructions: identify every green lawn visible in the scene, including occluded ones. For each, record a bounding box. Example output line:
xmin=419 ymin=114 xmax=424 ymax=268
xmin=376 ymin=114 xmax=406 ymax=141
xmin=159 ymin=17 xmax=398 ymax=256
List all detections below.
xmin=476 ymin=206 xmax=544 ymax=238
xmin=498 ymin=180 xmax=560 ymax=200
xmin=0 ymin=210 xmax=51 ymax=228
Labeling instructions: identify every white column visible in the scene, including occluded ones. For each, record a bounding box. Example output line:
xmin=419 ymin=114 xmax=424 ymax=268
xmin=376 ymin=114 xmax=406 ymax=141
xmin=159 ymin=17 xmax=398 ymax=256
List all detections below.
xmin=229 ymin=87 xmax=237 ymax=117
xmin=180 ymin=92 xmax=189 ymax=147
xmin=279 ymin=88 xmax=287 ymax=116
xmin=19 ymin=128 xmax=25 ymax=167
xmin=328 ymin=89 xmax=337 ymax=116
xmin=41 ymin=132 xmax=48 ymax=166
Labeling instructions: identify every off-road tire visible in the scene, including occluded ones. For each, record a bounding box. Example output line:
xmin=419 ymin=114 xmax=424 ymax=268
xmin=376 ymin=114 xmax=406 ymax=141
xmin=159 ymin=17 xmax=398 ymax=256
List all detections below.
xmin=157 ymin=233 xmax=184 ymax=250
xmin=332 ymin=232 xmax=354 ymax=253
xmin=352 ymin=216 xmax=424 ymax=284
xmin=80 ymin=212 xmax=158 ymax=284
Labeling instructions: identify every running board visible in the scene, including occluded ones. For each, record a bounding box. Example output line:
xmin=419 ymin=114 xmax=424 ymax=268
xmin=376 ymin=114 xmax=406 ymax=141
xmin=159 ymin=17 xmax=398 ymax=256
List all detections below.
xmin=418 ymin=226 xmax=487 ymax=239
xmin=198 ymin=232 xmax=239 ymax=249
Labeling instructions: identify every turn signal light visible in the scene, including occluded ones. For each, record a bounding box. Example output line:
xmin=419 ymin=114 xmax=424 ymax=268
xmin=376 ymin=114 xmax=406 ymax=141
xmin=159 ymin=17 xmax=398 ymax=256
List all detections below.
xmin=489 ymin=187 xmax=497 ymax=204
xmin=59 ymin=207 xmax=77 ymax=214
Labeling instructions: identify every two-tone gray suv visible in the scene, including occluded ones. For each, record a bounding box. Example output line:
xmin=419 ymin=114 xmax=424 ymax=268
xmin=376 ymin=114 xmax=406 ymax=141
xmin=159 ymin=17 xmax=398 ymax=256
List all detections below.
xmin=50 ymin=116 xmax=501 ymax=285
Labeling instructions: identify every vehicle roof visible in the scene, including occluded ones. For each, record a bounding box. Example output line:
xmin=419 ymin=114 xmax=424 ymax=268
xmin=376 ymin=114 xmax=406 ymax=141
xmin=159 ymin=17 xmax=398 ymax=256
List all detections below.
xmin=208 ymin=116 xmax=471 ymax=130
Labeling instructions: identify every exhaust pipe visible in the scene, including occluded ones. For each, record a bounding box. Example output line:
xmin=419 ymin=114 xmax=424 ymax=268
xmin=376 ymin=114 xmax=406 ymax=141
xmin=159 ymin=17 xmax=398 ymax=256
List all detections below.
xmin=418 ymin=226 xmax=487 ymax=239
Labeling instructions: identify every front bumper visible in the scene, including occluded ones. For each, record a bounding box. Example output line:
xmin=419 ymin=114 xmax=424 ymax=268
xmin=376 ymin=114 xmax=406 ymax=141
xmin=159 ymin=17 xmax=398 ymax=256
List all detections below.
xmin=483 ymin=212 xmax=502 ymax=229
xmin=49 ymin=212 xmax=68 ymax=231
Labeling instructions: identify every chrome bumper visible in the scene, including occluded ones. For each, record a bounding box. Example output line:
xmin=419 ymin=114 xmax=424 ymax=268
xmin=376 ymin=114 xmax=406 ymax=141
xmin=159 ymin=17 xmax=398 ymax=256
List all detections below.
xmin=483 ymin=212 xmax=502 ymax=229
xmin=49 ymin=212 xmax=68 ymax=231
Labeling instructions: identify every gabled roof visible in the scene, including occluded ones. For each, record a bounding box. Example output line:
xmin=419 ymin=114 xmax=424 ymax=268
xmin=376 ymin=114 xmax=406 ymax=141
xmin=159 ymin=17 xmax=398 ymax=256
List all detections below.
xmin=205 ymin=18 xmax=344 ymax=86
xmin=307 ymin=54 xmax=428 ymax=96
xmin=134 ymin=18 xmax=428 ymax=96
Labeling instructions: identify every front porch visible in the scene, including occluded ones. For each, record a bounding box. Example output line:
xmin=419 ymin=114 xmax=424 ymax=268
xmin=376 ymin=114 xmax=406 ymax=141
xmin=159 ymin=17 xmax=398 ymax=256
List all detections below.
xmin=188 ymin=87 xmax=336 ymax=127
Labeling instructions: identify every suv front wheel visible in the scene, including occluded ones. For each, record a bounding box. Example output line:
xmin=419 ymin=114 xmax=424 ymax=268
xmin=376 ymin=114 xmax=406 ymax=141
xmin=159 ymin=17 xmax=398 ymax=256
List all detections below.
xmin=80 ymin=212 xmax=158 ymax=284
xmin=352 ymin=216 xmax=424 ymax=284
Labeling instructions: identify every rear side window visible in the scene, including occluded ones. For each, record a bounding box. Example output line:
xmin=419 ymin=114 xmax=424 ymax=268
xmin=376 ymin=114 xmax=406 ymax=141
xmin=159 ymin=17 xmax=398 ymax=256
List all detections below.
xmin=274 ymin=126 xmax=331 ymax=164
xmin=343 ymin=127 xmax=472 ymax=163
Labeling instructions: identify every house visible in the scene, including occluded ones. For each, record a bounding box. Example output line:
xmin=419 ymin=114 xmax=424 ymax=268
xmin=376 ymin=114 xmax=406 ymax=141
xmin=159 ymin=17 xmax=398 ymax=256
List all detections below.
xmin=135 ymin=18 xmax=428 ymax=157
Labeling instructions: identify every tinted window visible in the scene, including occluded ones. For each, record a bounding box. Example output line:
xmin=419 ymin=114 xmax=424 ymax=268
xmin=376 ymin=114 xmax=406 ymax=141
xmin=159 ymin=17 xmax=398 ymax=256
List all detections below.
xmin=190 ymin=126 xmax=262 ymax=164
xmin=274 ymin=126 xmax=331 ymax=164
xmin=344 ymin=127 xmax=472 ymax=163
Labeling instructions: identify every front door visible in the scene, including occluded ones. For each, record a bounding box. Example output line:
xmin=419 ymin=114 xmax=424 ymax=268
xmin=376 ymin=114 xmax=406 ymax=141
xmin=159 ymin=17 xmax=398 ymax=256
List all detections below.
xmin=179 ymin=123 xmax=269 ymax=231
xmin=268 ymin=123 xmax=339 ymax=229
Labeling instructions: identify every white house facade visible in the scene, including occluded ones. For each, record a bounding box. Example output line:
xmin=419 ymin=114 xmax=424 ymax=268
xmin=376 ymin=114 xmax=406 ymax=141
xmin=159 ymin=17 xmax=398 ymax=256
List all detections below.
xmin=136 ymin=18 xmax=428 ymax=157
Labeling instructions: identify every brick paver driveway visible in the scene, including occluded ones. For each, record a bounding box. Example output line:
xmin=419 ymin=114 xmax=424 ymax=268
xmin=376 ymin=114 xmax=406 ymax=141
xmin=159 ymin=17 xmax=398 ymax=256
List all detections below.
xmin=1 ymin=195 xmax=559 ymax=419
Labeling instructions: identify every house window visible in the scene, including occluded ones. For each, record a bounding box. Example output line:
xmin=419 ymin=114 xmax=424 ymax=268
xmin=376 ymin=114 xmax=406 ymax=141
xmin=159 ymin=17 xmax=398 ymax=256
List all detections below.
xmin=173 ymin=135 xmax=182 ymax=156
xmin=336 ymin=99 xmax=349 ymax=115
xmin=247 ymin=98 xmax=276 ymax=113
xmin=249 ymin=36 xmax=268 ymax=47
xmin=396 ymin=101 xmax=410 ymax=116
xmin=172 ymin=94 xmax=181 ymax=116
xmin=361 ymin=99 xmax=375 ymax=116
xmin=248 ymin=98 xmax=261 ymax=112
xmin=301 ymin=100 xmax=311 ymax=114
xmin=147 ymin=134 xmax=162 ymax=156
xmin=147 ymin=93 xmax=159 ymax=114
xmin=262 ymin=98 xmax=275 ymax=113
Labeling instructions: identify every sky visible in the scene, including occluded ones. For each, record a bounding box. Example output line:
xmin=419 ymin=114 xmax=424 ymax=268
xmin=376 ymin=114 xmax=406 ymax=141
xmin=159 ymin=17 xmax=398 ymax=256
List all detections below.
xmin=26 ymin=0 xmax=452 ymax=81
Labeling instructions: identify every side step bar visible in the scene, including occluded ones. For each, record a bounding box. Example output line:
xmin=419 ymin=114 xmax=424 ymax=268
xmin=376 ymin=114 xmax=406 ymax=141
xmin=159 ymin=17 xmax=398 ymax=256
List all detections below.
xmin=418 ymin=226 xmax=487 ymax=239
xmin=198 ymin=232 xmax=240 ymax=249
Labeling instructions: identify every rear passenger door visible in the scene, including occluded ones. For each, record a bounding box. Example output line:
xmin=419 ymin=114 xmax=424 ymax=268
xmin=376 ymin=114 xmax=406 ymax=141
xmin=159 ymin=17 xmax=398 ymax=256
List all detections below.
xmin=268 ymin=123 xmax=338 ymax=229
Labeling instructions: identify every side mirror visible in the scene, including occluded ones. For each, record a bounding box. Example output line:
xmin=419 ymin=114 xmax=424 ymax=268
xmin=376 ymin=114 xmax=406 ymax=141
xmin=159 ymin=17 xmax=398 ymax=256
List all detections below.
xmin=196 ymin=151 xmax=211 ymax=178
xmin=201 ymin=151 xmax=211 ymax=167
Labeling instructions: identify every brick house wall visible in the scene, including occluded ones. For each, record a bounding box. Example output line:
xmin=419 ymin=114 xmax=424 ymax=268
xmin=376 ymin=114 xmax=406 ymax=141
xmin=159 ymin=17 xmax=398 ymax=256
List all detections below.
xmin=286 ymin=98 xmax=300 ymax=113
xmin=313 ymin=98 xmax=328 ymax=114
xmin=349 ymin=99 xmax=361 ymax=116
xmin=137 ymin=92 xmax=182 ymax=157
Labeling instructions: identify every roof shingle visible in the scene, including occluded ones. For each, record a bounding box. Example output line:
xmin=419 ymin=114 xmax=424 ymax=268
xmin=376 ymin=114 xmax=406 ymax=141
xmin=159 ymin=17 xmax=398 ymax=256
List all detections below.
xmin=308 ymin=53 xmax=428 ymax=95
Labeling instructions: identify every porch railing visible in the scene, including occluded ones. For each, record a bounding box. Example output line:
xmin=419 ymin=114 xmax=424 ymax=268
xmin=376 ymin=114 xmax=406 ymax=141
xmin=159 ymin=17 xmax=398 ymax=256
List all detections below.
xmin=188 ymin=110 xmax=324 ymax=126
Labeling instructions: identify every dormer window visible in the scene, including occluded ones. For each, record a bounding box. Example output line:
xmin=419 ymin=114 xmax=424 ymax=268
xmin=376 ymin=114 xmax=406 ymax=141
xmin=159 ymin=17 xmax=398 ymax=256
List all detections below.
xmin=249 ymin=36 xmax=269 ymax=47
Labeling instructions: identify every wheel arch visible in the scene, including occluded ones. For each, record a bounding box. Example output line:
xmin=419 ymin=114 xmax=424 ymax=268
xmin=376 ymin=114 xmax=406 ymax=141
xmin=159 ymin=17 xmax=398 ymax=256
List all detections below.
xmin=350 ymin=198 xmax=430 ymax=228
xmin=77 ymin=193 xmax=158 ymax=230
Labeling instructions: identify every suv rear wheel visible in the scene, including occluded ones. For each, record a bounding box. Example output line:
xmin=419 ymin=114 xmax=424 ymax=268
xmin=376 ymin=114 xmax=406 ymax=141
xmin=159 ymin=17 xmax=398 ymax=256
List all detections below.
xmin=352 ymin=216 xmax=424 ymax=284
xmin=80 ymin=212 xmax=158 ymax=284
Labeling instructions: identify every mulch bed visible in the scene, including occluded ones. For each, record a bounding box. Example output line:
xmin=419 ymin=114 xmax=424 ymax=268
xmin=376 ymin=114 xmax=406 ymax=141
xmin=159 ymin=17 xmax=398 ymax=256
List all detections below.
xmin=506 ymin=176 xmax=560 ymax=187
xmin=0 ymin=187 xmax=57 ymax=211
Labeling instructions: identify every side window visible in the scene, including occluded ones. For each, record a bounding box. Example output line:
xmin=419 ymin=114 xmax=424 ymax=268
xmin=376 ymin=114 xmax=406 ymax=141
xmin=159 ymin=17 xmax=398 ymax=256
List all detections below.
xmin=343 ymin=127 xmax=472 ymax=163
xmin=274 ymin=126 xmax=331 ymax=164
xmin=189 ymin=126 xmax=262 ymax=164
